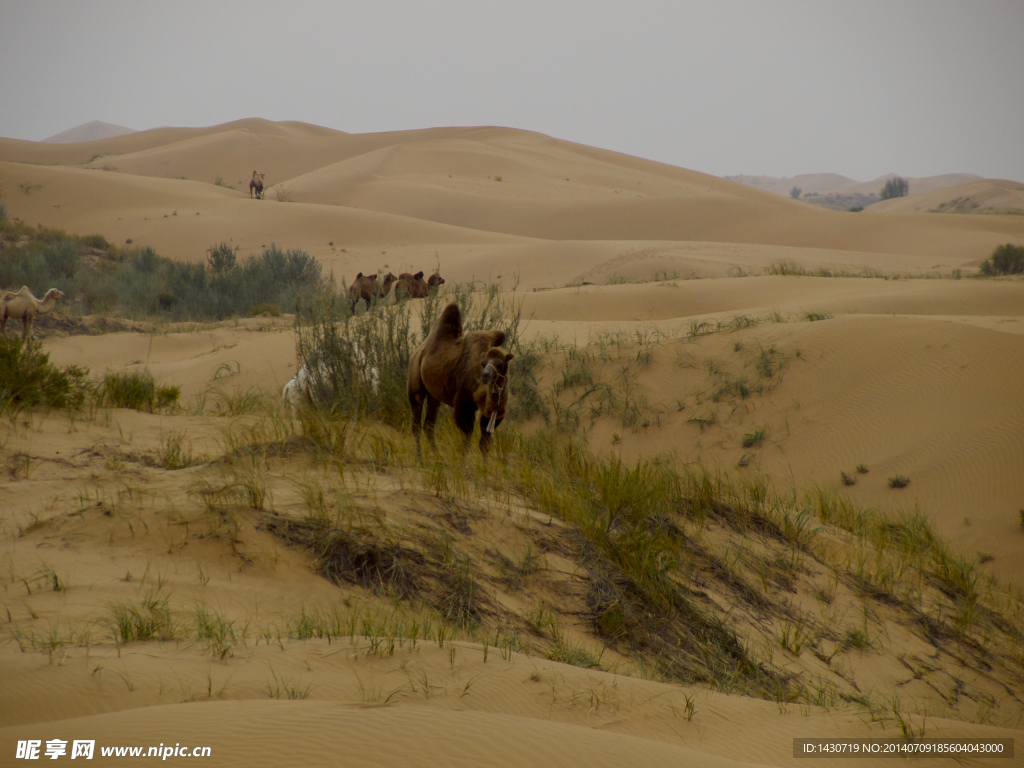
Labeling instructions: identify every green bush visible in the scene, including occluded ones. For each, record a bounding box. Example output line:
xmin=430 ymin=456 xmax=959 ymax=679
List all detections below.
xmin=0 ymin=336 xmax=89 ymax=411
xmin=979 ymin=243 xmax=1024 ymax=276
xmin=98 ymin=370 xmax=179 ymax=412
xmin=0 ymin=223 xmax=323 ymax=321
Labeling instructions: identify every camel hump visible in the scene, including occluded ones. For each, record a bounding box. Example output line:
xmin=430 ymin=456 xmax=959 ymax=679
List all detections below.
xmin=414 ymin=271 xmax=424 ymax=280
xmin=356 ymin=272 xmax=363 ymax=279
xmin=436 ymin=303 xmax=463 ymax=339
xmin=487 ymin=330 xmax=506 ymax=348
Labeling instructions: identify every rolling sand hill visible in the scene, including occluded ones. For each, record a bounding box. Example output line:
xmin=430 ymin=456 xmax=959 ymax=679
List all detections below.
xmin=870 ymin=179 xmax=1024 ymax=216
xmin=727 ymin=172 xmax=983 ymax=199
xmin=2 ymin=119 xmax=1023 ymax=766
xmin=42 ymin=121 xmax=138 ymax=144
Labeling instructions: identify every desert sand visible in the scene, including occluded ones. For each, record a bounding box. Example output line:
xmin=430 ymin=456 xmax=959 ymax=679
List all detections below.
xmin=1 ymin=119 xmax=1023 ymax=766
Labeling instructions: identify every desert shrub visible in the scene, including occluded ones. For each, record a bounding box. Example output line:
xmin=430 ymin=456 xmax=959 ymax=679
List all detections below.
xmin=207 ymin=242 xmax=237 ymax=275
xmin=790 ymin=186 xmax=801 ymax=200
xmin=0 ymin=336 xmax=89 ymax=411
xmin=80 ymin=234 xmax=110 ymax=250
xmin=247 ymin=302 xmax=281 ymax=317
xmin=979 ymin=243 xmax=1024 ymax=276
xmin=0 ymin=226 xmax=323 ymax=321
xmin=880 ymin=176 xmax=909 ymax=200
xmin=98 ymin=370 xmax=179 ymax=412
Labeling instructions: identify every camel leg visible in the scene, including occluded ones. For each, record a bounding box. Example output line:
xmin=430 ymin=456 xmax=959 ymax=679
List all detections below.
xmin=409 ymin=389 xmax=426 ymax=453
xmin=423 ymin=395 xmax=442 ymax=449
xmin=22 ymin=315 xmax=33 ymax=339
xmin=454 ymin=398 xmax=477 ymax=453
xmin=478 ymin=412 xmax=503 ymax=455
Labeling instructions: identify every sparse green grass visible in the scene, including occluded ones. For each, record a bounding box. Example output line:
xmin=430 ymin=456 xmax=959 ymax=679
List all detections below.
xmin=742 ymin=427 xmax=766 ymax=448
xmin=547 ymin=638 xmax=600 ymax=668
xmin=888 ymin=475 xmax=910 ymax=489
xmin=98 ymin=369 xmax=179 ymax=412
xmin=158 ymin=430 xmax=203 ymax=470
xmin=108 ymin=589 xmax=178 ymax=645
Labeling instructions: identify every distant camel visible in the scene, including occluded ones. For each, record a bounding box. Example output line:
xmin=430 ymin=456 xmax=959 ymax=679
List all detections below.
xmin=395 ymin=271 xmax=445 ymax=300
xmin=377 ymin=272 xmax=397 ymax=299
xmin=249 ymin=171 xmax=265 ymax=199
xmin=348 ymin=272 xmax=396 ymax=310
xmin=408 ymin=303 xmax=513 ymax=455
xmin=349 ymin=273 xmax=378 ymax=310
xmin=395 ymin=271 xmax=429 ymax=299
xmin=0 ymin=287 xmax=65 ymax=338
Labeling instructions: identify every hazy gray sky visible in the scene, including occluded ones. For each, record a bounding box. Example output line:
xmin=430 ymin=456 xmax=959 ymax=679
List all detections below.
xmin=2 ymin=1 xmax=1022 ymax=182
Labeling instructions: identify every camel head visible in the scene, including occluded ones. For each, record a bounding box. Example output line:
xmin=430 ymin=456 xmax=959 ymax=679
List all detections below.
xmin=480 ymin=349 xmax=514 ymax=405
xmin=44 ymin=289 xmax=66 ymax=302
xmin=428 ymin=273 xmax=445 ymax=288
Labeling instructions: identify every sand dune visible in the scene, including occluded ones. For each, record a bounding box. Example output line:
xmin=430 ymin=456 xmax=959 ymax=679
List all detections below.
xmin=870 ymin=178 xmax=1024 ymax=215
xmin=42 ymin=120 xmax=137 ymax=144
xmin=2 ymin=118 xmax=1023 ymax=767
xmin=728 ymin=172 xmax=984 ymax=199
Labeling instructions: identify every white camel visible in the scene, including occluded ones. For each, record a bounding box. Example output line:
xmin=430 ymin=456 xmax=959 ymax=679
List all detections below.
xmin=282 ymin=340 xmax=380 ymax=419
xmin=0 ymin=287 xmax=65 ymax=338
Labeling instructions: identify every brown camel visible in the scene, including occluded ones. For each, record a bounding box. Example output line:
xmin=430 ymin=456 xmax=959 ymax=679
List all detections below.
xmin=408 ymin=303 xmax=513 ymax=455
xmin=428 ymin=272 xmax=446 ymax=291
xmin=0 ymin=287 xmax=65 ymax=338
xmin=349 ymin=273 xmax=378 ymax=309
xmin=249 ymin=171 xmax=265 ymax=199
xmin=377 ymin=272 xmax=397 ymax=299
xmin=394 ymin=271 xmax=429 ymax=299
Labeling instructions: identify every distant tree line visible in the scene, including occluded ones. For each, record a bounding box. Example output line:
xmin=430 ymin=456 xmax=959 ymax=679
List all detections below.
xmin=880 ymin=176 xmax=909 ymax=200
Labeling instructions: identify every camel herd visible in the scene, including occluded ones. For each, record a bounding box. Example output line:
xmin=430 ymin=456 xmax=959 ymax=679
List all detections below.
xmin=348 ymin=270 xmax=445 ymax=309
xmin=3 ymin=274 xmax=510 ymax=454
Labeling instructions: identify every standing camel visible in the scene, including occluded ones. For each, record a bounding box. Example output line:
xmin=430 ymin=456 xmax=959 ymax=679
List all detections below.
xmin=0 ymin=287 xmax=65 ymax=338
xmin=249 ymin=171 xmax=265 ymax=199
xmin=408 ymin=303 xmax=513 ymax=455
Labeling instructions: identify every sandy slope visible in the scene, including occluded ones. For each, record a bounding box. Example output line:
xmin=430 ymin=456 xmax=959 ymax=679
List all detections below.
xmin=870 ymin=178 xmax=1024 ymax=215
xmin=2 ymin=119 xmax=1023 ymax=766
xmin=42 ymin=121 xmax=138 ymax=144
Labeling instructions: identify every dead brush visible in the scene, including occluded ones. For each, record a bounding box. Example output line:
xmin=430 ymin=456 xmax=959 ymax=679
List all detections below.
xmin=262 ymin=512 xmax=422 ymax=599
